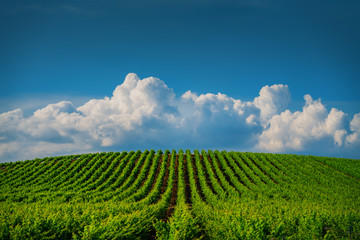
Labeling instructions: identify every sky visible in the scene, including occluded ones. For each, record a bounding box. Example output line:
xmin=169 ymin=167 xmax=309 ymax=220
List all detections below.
xmin=1 ymin=0 xmax=360 ymax=162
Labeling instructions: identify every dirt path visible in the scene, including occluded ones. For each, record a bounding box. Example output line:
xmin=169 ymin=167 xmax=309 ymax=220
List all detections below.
xmin=163 ymin=154 xmax=179 ymax=221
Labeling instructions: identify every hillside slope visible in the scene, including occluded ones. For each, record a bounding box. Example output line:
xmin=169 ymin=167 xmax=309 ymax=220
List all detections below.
xmin=1 ymin=150 xmax=360 ymax=239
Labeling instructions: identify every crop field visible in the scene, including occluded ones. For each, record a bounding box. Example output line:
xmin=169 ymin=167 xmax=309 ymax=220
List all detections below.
xmin=0 ymin=150 xmax=359 ymax=239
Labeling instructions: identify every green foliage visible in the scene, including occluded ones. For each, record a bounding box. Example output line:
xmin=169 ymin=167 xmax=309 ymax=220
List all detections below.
xmin=154 ymin=204 xmax=202 ymax=240
xmin=0 ymin=151 xmax=359 ymax=239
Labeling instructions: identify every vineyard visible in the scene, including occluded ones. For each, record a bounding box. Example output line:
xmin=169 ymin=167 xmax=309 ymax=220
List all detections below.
xmin=0 ymin=150 xmax=359 ymax=239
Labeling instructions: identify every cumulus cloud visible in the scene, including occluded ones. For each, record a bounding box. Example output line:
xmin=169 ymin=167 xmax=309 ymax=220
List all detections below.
xmin=346 ymin=113 xmax=360 ymax=145
xmin=258 ymin=95 xmax=352 ymax=154
xmin=179 ymin=91 xmax=261 ymax=148
xmin=0 ymin=74 xmax=182 ymax=161
xmin=253 ymin=84 xmax=291 ymax=125
xmin=0 ymin=73 xmax=359 ymax=162
xmin=74 ymin=73 xmax=180 ymax=147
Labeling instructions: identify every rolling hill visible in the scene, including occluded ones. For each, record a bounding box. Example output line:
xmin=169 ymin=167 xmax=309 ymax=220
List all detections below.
xmin=1 ymin=150 xmax=359 ymax=239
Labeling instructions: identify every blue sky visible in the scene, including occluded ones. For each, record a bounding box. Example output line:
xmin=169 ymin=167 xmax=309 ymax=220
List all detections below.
xmin=1 ymin=0 xmax=360 ymax=162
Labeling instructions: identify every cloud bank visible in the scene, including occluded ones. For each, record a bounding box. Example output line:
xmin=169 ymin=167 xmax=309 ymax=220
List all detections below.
xmin=1 ymin=73 xmax=359 ymax=162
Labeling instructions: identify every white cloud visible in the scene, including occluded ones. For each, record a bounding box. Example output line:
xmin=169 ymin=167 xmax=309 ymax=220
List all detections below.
xmin=75 ymin=73 xmax=180 ymax=147
xmin=180 ymin=90 xmax=261 ymax=148
xmin=0 ymin=73 xmax=359 ymax=162
xmin=258 ymin=95 xmax=354 ymax=154
xmin=254 ymin=84 xmax=291 ymax=126
xmin=346 ymin=113 xmax=360 ymax=145
xmin=0 ymin=73 xmax=182 ymax=161
xmin=0 ymin=109 xmax=23 ymax=137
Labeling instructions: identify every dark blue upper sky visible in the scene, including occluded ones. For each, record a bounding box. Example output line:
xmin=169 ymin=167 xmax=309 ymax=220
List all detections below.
xmin=1 ymin=0 xmax=360 ymax=112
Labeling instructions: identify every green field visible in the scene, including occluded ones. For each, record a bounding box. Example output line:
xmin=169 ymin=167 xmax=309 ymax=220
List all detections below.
xmin=0 ymin=150 xmax=359 ymax=239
